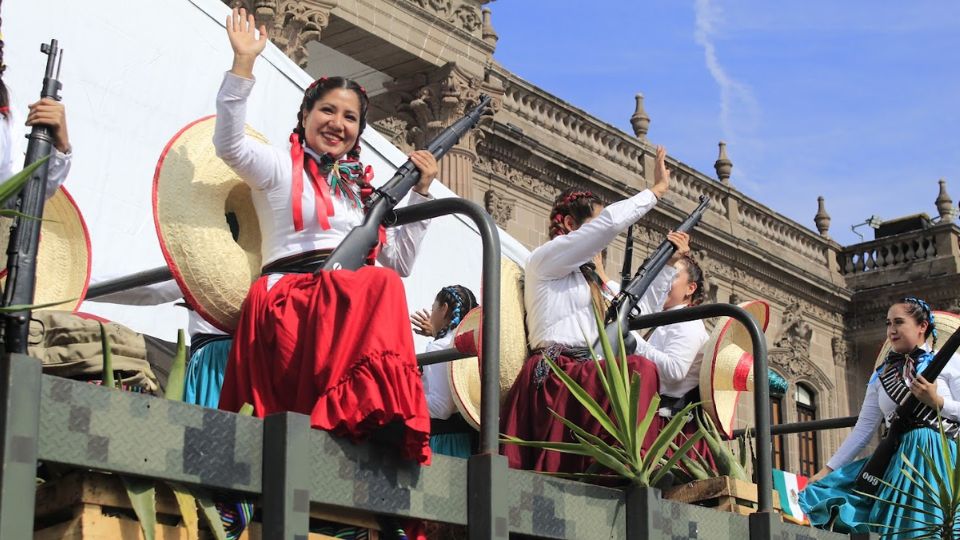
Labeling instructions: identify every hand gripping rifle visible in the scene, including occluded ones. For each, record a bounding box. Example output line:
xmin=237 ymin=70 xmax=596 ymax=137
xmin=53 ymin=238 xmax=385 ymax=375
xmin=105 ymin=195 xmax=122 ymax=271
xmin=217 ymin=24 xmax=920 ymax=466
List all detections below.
xmin=320 ymin=95 xmax=492 ymax=272
xmin=854 ymin=326 xmax=960 ymax=495
xmin=2 ymin=40 xmax=63 ymax=354
xmin=593 ymin=195 xmax=711 ymax=357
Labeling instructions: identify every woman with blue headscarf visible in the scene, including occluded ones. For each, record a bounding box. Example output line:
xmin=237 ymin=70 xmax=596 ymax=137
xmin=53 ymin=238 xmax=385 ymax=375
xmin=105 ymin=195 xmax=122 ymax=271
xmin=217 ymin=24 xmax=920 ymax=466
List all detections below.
xmin=800 ymin=297 xmax=960 ymax=536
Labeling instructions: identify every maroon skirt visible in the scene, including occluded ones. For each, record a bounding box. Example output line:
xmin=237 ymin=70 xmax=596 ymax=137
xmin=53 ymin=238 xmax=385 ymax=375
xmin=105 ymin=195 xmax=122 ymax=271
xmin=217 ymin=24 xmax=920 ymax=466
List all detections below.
xmin=500 ymin=350 xmax=661 ymax=475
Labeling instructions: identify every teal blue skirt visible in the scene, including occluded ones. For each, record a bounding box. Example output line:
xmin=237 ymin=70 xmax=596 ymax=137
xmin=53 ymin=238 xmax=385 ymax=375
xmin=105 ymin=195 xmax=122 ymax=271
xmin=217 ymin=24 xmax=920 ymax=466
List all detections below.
xmin=799 ymin=428 xmax=958 ymax=537
xmin=429 ymin=433 xmax=473 ymax=458
xmin=183 ymin=339 xmax=232 ymax=409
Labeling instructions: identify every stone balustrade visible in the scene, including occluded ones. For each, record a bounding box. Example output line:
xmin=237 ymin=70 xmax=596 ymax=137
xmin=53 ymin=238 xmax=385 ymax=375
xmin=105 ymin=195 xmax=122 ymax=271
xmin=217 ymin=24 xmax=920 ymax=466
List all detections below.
xmin=839 ymin=225 xmax=959 ymax=275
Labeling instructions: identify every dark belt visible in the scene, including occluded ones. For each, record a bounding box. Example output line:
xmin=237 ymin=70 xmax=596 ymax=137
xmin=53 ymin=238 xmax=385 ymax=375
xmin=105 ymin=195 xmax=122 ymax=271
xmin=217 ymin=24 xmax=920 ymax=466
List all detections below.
xmin=261 ymin=249 xmax=333 ymax=276
xmin=189 ymin=333 xmax=231 ymax=355
xmin=534 ymin=344 xmax=592 ymax=360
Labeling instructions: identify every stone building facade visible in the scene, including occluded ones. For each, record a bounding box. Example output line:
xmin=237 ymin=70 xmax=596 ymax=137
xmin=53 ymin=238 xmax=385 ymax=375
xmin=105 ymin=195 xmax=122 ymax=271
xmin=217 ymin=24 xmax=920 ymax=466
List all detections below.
xmin=228 ymin=0 xmax=960 ymax=477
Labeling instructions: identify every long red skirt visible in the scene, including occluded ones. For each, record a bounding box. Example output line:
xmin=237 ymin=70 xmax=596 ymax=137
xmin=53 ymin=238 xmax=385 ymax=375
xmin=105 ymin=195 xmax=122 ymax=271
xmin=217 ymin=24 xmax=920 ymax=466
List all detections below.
xmin=500 ymin=351 xmax=661 ymax=475
xmin=218 ymin=266 xmax=431 ymax=464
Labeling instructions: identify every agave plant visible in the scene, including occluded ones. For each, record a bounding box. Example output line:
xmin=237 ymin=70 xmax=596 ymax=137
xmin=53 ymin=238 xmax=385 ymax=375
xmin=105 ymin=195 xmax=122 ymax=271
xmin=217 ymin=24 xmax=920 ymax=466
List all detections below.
xmin=98 ymin=326 xmax=228 ymax=540
xmin=501 ymin=309 xmax=703 ymax=486
xmin=854 ymin=413 xmax=960 ymax=539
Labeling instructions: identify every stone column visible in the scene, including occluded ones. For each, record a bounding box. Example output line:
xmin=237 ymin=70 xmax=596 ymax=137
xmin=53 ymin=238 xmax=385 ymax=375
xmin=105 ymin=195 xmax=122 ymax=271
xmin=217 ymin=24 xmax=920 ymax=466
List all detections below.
xmin=384 ymin=62 xmax=502 ymax=199
xmin=228 ymin=0 xmax=338 ymax=67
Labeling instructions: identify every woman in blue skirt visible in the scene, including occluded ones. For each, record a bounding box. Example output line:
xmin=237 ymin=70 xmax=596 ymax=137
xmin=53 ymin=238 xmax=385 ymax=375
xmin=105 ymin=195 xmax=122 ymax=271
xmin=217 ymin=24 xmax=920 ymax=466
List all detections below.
xmin=800 ymin=297 xmax=960 ymax=536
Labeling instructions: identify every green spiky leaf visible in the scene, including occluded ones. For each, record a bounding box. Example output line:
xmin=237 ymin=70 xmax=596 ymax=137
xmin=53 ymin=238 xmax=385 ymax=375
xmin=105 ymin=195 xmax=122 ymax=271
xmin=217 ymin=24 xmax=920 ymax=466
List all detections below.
xmin=121 ymin=476 xmax=157 ymax=540
xmin=99 ymin=322 xmax=116 ymax=389
xmin=164 ymin=330 xmax=187 ymax=401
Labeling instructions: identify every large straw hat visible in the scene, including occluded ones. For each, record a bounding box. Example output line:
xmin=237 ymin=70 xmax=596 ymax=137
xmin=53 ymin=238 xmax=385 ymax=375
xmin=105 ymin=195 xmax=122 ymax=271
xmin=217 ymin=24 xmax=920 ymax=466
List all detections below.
xmin=873 ymin=309 xmax=960 ymax=370
xmin=699 ymin=300 xmax=771 ymax=439
xmin=153 ymin=116 xmax=264 ymax=332
xmin=449 ymin=257 xmax=529 ymax=430
xmin=0 ymin=186 xmax=91 ymax=311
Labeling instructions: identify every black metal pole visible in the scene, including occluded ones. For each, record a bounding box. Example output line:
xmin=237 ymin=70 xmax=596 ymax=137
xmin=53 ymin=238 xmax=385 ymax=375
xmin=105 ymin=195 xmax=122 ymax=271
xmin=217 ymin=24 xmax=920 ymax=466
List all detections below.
xmin=85 ymin=266 xmax=173 ymax=300
xmin=417 ymin=348 xmax=473 ymax=367
xmin=733 ymin=416 xmax=857 ymax=438
xmin=628 ymin=303 xmax=773 ymax=513
xmin=394 ymin=199 xmax=508 ymax=540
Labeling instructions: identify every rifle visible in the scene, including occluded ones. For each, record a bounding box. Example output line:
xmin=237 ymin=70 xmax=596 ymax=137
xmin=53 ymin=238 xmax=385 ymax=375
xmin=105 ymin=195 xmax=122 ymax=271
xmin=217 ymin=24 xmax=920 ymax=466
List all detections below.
xmin=854 ymin=326 xmax=960 ymax=495
xmin=2 ymin=39 xmax=63 ymax=354
xmin=620 ymin=224 xmax=634 ymax=291
xmin=321 ymin=95 xmax=493 ymax=272
xmin=593 ymin=195 xmax=711 ymax=357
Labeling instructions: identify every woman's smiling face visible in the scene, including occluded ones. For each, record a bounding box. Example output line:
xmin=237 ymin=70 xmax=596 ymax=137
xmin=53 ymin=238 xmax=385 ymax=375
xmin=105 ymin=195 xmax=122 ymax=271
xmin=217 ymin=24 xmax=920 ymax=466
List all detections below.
xmin=301 ymin=87 xmax=361 ymax=159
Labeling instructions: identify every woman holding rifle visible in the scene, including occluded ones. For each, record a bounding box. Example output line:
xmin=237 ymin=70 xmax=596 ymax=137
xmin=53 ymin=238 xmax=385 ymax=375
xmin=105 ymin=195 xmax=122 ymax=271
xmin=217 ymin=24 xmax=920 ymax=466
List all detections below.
xmin=800 ymin=297 xmax=960 ymax=535
xmin=215 ymin=8 xmax=439 ymax=465
xmin=501 ymin=146 xmax=680 ymax=474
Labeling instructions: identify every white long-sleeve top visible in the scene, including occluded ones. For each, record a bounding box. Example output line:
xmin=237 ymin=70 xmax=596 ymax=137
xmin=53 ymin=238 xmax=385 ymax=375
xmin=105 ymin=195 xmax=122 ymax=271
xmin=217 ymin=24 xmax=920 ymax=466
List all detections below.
xmin=524 ymin=189 xmax=667 ymax=350
xmin=213 ymin=72 xmax=430 ymax=275
xmin=1 ymin=112 xmax=72 ymax=200
xmin=633 ymin=303 xmax=709 ymax=397
xmin=422 ymin=333 xmax=459 ymax=419
xmin=826 ymin=350 xmax=960 ymax=470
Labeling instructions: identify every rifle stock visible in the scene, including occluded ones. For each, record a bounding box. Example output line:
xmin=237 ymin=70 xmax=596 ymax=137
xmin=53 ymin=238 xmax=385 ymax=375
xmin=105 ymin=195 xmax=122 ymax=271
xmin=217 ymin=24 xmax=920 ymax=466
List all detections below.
xmin=854 ymin=326 xmax=960 ymax=494
xmin=321 ymin=95 xmax=492 ymax=272
xmin=593 ymin=195 xmax=711 ymax=357
xmin=2 ymin=39 xmax=63 ymax=353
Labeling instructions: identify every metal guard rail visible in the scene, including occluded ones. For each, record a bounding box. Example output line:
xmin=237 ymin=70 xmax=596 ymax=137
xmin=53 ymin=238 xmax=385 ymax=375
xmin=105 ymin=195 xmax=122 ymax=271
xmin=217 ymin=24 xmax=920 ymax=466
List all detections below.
xmin=627 ymin=303 xmax=774 ymax=514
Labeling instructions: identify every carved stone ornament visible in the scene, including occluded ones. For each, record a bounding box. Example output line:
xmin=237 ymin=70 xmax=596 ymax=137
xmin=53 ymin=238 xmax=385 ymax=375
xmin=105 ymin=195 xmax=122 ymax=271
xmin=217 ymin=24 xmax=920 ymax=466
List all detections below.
xmin=775 ymin=301 xmax=814 ymax=360
xmin=231 ymin=0 xmax=337 ymax=67
xmin=832 ymin=336 xmax=849 ymax=367
xmin=484 ymin=189 xmax=514 ymax=227
xmin=406 ymin=0 xmax=483 ymax=34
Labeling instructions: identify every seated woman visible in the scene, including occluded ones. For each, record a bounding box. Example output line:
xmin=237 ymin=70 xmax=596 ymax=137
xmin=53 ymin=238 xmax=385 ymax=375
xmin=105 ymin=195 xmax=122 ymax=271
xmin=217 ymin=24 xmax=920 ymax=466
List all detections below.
xmin=800 ymin=297 xmax=960 ymax=535
xmin=411 ymin=285 xmax=480 ymax=457
xmin=500 ymin=146 xmax=674 ymax=474
xmin=215 ymin=8 xmax=439 ymax=464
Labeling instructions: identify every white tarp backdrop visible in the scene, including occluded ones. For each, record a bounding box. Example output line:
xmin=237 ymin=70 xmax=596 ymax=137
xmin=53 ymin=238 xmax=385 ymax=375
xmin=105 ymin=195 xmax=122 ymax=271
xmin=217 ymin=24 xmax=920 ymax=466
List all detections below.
xmin=5 ymin=0 xmax=529 ymax=350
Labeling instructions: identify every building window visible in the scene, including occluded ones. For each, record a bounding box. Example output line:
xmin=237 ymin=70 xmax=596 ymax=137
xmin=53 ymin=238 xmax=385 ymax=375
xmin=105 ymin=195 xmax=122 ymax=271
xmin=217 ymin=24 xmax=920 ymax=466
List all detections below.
xmin=771 ymin=395 xmax=786 ymax=470
xmin=796 ymin=384 xmax=818 ymax=478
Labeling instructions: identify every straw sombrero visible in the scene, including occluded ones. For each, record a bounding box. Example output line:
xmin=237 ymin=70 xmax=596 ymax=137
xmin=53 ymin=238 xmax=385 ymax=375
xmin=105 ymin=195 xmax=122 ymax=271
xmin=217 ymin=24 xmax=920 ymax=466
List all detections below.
xmin=449 ymin=257 xmax=529 ymax=430
xmin=153 ymin=116 xmax=264 ymax=332
xmin=0 ymin=186 xmax=91 ymax=311
xmin=873 ymin=309 xmax=960 ymax=370
xmin=699 ymin=300 xmax=771 ymax=439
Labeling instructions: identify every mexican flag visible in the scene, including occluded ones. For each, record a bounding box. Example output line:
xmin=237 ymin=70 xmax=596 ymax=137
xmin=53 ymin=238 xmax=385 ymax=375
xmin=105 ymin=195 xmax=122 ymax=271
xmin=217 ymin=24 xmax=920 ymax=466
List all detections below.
xmin=773 ymin=469 xmax=809 ymax=525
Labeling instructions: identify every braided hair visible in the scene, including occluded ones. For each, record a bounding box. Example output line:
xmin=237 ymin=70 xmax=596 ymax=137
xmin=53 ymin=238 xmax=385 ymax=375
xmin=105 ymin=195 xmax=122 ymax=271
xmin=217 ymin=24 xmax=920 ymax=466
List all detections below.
xmin=293 ymin=76 xmax=369 ymax=159
xmin=548 ymin=188 xmax=603 ymax=239
xmin=434 ymin=285 xmax=479 ymax=339
xmin=900 ymin=296 xmax=937 ymax=347
xmin=677 ymin=254 xmax=706 ymax=306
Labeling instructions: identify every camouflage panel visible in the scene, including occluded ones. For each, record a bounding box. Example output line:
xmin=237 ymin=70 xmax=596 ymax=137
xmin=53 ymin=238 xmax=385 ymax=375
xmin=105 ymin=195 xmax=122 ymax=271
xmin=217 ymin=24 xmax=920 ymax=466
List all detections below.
xmin=308 ymin=430 xmax=469 ymax=524
xmin=776 ymin=521 xmax=850 ymax=540
xmin=38 ymin=375 xmax=262 ymax=494
xmin=506 ymin=471 xmax=626 ymax=539
xmin=650 ymin=499 xmax=750 ymax=539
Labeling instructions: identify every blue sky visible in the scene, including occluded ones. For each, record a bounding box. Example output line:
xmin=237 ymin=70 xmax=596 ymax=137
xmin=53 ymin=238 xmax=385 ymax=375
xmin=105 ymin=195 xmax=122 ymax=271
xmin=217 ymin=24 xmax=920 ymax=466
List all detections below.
xmin=488 ymin=1 xmax=960 ymax=246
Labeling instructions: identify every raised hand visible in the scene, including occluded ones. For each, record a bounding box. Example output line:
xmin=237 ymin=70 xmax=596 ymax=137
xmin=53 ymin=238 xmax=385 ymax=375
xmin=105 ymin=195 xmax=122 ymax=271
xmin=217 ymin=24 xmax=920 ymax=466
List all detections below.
xmin=227 ymin=7 xmax=268 ymax=78
xmin=651 ymin=145 xmax=671 ymax=199
xmin=410 ymin=309 xmax=435 ymax=337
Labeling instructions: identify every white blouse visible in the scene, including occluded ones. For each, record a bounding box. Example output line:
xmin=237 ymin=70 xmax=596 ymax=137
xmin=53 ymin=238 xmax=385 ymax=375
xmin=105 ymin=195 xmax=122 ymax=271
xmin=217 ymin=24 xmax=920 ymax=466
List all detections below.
xmin=524 ymin=189 xmax=669 ymax=350
xmin=633 ymin=303 xmax=709 ymax=397
xmin=213 ymin=72 xmax=429 ymax=275
xmin=826 ymin=350 xmax=960 ymax=470
xmin=421 ymin=333 xmax=458 ymax=420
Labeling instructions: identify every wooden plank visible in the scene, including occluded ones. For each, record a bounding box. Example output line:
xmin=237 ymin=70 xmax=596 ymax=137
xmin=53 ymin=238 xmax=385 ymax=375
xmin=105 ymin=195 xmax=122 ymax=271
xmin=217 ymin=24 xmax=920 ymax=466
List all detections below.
xmin=36 ymin=472 xmax=182 ymax=520
xmin=663 ymin=476 xmax=782 ymax=511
